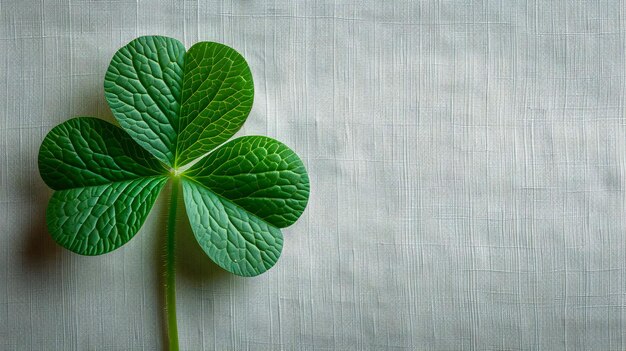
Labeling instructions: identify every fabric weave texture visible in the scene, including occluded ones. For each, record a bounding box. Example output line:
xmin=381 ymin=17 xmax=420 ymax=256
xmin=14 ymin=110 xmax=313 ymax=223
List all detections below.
xmin=1 ymin=1 xmax=625 ymax=350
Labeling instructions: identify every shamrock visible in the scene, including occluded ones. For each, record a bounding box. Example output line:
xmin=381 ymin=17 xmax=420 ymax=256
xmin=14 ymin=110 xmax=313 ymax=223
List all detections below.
xmin=38 ymin=36 xmax=310 ymax=349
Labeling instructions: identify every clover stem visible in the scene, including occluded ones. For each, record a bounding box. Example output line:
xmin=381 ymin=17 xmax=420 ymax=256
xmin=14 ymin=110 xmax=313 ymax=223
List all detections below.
xmin=166 ymin=176 xmax=180 ymax=350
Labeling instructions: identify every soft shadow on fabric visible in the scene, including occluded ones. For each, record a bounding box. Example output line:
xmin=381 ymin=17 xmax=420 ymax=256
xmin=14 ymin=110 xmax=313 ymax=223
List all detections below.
xmin=21 ymin=157 xmax=62 ymax=267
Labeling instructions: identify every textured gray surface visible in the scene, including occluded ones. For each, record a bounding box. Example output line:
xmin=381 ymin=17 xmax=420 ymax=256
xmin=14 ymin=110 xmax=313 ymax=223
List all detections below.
xmin=2 ymin=1 xmax=626 ymax=350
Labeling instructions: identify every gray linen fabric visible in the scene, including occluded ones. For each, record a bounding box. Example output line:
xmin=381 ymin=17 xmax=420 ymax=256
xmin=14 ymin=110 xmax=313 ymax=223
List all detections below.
xmin=1 ymin=1 xmax=625 ymax=350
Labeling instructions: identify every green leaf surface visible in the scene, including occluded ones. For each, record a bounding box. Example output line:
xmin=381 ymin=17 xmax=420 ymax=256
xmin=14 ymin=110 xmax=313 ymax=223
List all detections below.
xmin=39 ymin=117 xmax=167 ymax=190
xmin=104 ymin=37 xmax=253 ymax=168
xmin=182 ymin=178 xmax=283 ymax=276
xmin=47 ymin=176 xmax=167 ymax=255
xmin=176 ymin=42 xmax=254 ymax=167
xmin=104 ymin=36 xmax=186 ymax=167
xmin=185 ymin=136 xmax=309 ymax=228
xmin=42 ymin=35 xmax=309 ymax=277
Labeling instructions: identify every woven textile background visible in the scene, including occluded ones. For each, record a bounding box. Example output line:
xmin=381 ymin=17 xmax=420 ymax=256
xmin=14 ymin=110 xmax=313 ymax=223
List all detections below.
xmin=2 ymin=1 xmax=626 ymax=350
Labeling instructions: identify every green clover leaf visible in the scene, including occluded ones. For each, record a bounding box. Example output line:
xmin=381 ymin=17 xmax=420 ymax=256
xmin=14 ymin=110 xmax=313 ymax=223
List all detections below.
xmin=38 ymin=36 xmax=310 ymax=349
